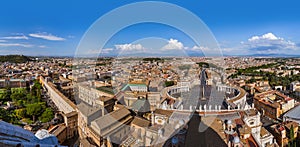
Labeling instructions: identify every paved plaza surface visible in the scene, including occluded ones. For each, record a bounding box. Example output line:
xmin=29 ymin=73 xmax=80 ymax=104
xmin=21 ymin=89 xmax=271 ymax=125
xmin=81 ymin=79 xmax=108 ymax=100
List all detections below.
xmin=185 ymin=114 xmax=227 ymax=147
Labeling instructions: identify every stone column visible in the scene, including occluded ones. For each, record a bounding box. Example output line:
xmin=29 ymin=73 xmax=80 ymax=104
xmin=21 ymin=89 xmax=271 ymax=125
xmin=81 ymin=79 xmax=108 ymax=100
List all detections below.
xmin=151 ymin=111 xmax=155 ymax=125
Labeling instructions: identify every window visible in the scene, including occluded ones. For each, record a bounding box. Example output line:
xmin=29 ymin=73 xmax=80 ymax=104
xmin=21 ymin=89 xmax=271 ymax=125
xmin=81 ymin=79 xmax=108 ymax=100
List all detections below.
xmin=250 ymin=121 xmax=254 ymax=125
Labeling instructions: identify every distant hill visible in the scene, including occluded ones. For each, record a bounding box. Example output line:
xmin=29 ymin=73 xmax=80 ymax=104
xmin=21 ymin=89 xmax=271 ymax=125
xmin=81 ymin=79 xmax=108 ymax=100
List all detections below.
xmin=0 ymin=55 xmax=33 ymax=63
xmin=249 ymin=53 xmax=300 ymax=57
xmin=223 ymin=53 xmax=300 ymax=58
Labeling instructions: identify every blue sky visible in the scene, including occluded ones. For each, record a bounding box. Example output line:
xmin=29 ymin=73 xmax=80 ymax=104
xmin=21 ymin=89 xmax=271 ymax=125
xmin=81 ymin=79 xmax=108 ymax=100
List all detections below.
xmin=0 ymin=0 xmax=300 ymax=56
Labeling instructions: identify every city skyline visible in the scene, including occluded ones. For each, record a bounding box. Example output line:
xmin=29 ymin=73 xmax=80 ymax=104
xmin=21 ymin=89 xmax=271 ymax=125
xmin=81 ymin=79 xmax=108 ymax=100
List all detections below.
xmin=1 ymin=1 xmax=300 ymax=146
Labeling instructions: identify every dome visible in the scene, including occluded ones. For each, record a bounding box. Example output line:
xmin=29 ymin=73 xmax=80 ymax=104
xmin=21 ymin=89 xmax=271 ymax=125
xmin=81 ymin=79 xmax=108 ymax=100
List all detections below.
xmin=172 ymin=137 xmax=179 ymax=144
xmin=162 ymin=104 xmax=167 ymax=110
xmin=179 ymin=119 xmax=185 ymax=126
xmin=227 ymin=120 xmax=232 ymax=124
xmin=35 ymin=129 xmax=54 ymax=140
xmin=233 ymin=136 xmax=240 ymax=144
xmin=35 ymin=129 xmax=59 ymax=145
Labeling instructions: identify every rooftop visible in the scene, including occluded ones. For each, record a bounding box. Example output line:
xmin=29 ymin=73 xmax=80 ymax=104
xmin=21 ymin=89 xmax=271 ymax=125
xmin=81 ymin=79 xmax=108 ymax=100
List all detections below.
xmin=98 ymin=95 xmax=114 ymax=102
xmin=254 ymin=90 xmax=293 ymax=108
xmin=130 ymin=98 xmax=150 ymax=112
xmin=92 ymin=107 xmax=131 ymax=131
xmin=77 ymin=102 xmax=102 ymax=118
xmin=131 ymin=116 xmax=150 ymax=127
xmin=244 ymin=109 xmax=259 ymax=117
xmin=284 ymin=105 xmax=300 ymax=123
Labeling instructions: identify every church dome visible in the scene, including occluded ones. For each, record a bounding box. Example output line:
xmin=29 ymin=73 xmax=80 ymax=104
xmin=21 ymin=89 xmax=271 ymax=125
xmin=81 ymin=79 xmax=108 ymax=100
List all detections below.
xmin=35 ymin=129 xmax=59 ymax=145
xmin=172 ymin=137 xmax=179 ymax=144
xmin=179 ymin=119 xmax=185 ymax=126
xmin=233 ymin=136 xmax=240 ymax=144
xmin=227 ymin=120 xmax=232 ymax=124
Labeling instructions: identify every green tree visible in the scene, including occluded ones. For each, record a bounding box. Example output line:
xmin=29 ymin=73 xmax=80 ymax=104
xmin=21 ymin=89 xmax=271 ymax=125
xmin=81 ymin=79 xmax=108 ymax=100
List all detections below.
xmin=15 ymin=108 xmax=26 ymax=119
xmin=246 ymin=77 xmax=257 ymax=84
xmin=289 ymin=125 xmax=295 ymax=147
xmin=31 ymin=80 xmax=42 ymax=101
xmin=10 ymin=92 xmax=26 ymax=102
xmin=26 ymin=103 xmax=45 ymax=122
xmin=0 ymin=108 xmax=10 ymax=122
xmin=165 ymin=81 xmax=175 ymax=87
xmin=26 ymin=93 xmax=38 ymax=104
xmin=11 ymin=88 xmax=27 ymax=94
xmin=39 ymin=108 xmax=54 ymax=123
xmin=0 ymin=90 xmax=7 ymax=102
xmin=16 ymin=100 xmax=25 ymax=108
xmin=0 ymin=87 xmax=11 ymax=102
xmin=0 ymin=55 xmax=31 ymax=63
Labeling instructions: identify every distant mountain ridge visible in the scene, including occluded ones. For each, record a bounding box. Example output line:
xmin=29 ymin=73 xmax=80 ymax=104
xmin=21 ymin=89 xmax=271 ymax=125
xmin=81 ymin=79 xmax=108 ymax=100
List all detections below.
xmin=222 ymin=53 xmax=300 ymax=58
xmin=1 ymin=53 xmax=299 ymax=59
xmin=188 ymin=52 xmax=300 ymax=57
xmin=248 ymin=53 xmax=300 ymax=57
xmin=0 ymin=55 xmax=33 ymax=63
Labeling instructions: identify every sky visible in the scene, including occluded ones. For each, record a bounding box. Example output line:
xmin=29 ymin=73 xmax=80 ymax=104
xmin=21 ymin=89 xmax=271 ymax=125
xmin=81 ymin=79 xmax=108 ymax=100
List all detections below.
xmin=0 ymin=0 xmax=300 ymax=56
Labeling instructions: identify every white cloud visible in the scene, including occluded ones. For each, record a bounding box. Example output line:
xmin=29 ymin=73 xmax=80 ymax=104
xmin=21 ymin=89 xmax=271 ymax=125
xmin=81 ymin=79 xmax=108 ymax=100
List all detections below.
xmin=115 ymin=44 xmax=145 ymax=51
xmin=243 ymin=33 xmax=298 ymax=53
xmin=67 ymin=35 xmax=75 ymax=39
xmin=0 ymin=43 xmax=33 ymax=48
xmin=101 ymin=48 xmax=114 ymax=54
xmin=190 ymin=46 xmax=210 ymax=51
xmin=248 ymin=33 xmax=279 ymax=41
xmin=85 ymin=49 xmax=100 ymax=55
xmin=218 ymin=33 xmax=300 ymax=56
xmin=77 ymin=48 xmax=115 ymax=57
xmin=1 ymin=35 xmax=28 ymax=40
xmin=38 ymin=45 xmax=47 ymax=48
xmin=29 ymin=32 xmax=65 ymax=41
xmin=0 ymin=40 xmax=7 ymax=42
xmin=161 ymin=38 xmax=184 ymax=50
